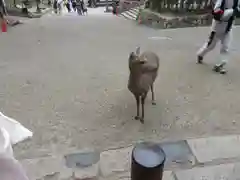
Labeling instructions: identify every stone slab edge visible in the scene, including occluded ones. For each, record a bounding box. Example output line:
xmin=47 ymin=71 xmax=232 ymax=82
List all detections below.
xmin=187 ymin=135 xmax=240 ymax=165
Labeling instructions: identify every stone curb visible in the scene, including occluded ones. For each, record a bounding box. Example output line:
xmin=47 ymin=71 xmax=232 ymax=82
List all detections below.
xmin=137 ymin=9 xmax=240 ymax=29
xmin=20 ymin=134 xmax=240 ymax=180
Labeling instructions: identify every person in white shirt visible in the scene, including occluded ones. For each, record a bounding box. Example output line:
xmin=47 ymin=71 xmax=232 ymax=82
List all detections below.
xmin=57 ymin=0 xmax=64 ymax=14
xmin=197 ymin=0 xmax=240 ymax=74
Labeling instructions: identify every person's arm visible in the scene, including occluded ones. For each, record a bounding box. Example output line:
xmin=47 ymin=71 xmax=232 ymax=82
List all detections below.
xmin=223 ymin=0 xmax=239 ymax=20
xmin=213 ymin=0 xmax=224 ymax=11
xmin=212 ymin=0 xmax=226 ymax=20
xmin=212 ymin=0 xmax=236 ymax=21
xmin=233 ymin=0 xmax=240 ymax=16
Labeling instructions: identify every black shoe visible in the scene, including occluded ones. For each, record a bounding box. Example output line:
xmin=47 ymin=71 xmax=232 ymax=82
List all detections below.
xmin=219 ymin=67 xmax=227 ymax=74
xmin=213 ymin=63 xmax=227 ymax=74
xmin=197 ymin=56 xmax=203 ymax=64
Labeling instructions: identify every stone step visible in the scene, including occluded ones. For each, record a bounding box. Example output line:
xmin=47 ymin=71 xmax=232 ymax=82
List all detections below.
xmin=120 ymin=8 xmax=139 ymax=20
xmin=129 ymin=7 xmax=139 ymax=14
xmin=175 ymin=162 xmax=240 ymax=180
xmin=19 ymin=134 xmax=240 ymax=180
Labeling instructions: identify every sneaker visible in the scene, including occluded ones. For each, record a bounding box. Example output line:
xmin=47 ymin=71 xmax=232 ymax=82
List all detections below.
xmin=197 ymin=56 xmax=203 ymax=64
xmin=213 ymin=62 xmax=227 ymax=74
xmin=219 ymin=68 xmax=227 ymax=74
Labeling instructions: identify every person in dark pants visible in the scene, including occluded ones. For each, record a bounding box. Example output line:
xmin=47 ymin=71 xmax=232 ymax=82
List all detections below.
xmin=87 ymin=0 xmax=91 ymax=7
xmin=0 ymin=0 xmax=7 ymax=25
xmin=53 ymin=0 xmax=58 ymax=13
xmin=88 ymin=0 xmax=96 ymax=7
xmin=0 ymin=0 xmax=7 ymax=16
xmin=71 ymin=0 xmax=77 ymax=12
xmin=65 ymin=0 xmax=71 ymax=12
xmin=80 ymin=0 xmax=87 ymax=15
xmin=76 ymin=0 xmax=82 ymax=15
xmin=112 ymin=0 xmax=119 ymax=14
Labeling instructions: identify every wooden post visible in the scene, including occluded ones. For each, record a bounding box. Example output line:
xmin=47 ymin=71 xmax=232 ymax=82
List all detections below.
xmin=131 ymin=142 xmax=166 ymax=180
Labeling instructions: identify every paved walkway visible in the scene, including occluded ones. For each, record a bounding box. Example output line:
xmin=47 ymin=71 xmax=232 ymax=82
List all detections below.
xmin=1 ymin=8 xmax=240 ymax=179
xmin=20 ymin=134 xmax=240 ymax=180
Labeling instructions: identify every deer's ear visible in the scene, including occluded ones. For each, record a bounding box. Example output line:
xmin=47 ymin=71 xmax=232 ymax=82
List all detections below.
xmin=129 ymin=52 xmax=135 ymax=59
xmin=136 ymin=47 xmax=140 ymax=56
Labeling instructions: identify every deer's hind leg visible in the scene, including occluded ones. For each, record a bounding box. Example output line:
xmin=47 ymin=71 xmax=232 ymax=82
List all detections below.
xmin=140 ymin=93 xmax=147 ymax=124
xmin=151 ymin=84 xmax=156 ymax=105
xmin=134 ymin=94 xmax=140 ymax=120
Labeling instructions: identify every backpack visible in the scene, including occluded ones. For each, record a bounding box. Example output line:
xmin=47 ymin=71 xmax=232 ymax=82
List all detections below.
xmin=212 ymin=0 xmax=225 ymax=21
xmin=226 ymin=0 xmax=239 ymax=32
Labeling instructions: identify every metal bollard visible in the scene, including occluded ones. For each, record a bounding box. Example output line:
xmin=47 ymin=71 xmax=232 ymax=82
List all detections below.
xmin=131 ymin=142 xmax=166 ymax=180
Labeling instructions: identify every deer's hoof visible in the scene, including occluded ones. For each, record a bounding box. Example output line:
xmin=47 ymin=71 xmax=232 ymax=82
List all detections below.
xmin=134 ymin=116 xmax=140 ymax=120
xmin=152 ymin=101 xmax=156 ymax=105
xmin=140 ymin=118 xmax=144 ymax=124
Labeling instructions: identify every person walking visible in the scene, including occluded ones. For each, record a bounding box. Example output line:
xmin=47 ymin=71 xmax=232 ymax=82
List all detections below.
xmin=0 ymin=0 xmax=8 ymax=31
xmin=53 ymin=0 xmax=58 ymax=13
xmin=80 ymin=0 xmax=87 ymax=15
xmin=53 ymin=0 xmax=64 ymax=14
xmin=65 ymin=0 xmax=71 ymax=12
xmin=71 ymin=0 xmax=77 ymax=12
xmin=76 ymin=0 xmax=83 ymax=15
xmin=0 ymin=0 xmax=7 ymax=18
xmin=57 ymin=0 xmax=64 ymax=14
xmin=196 ymin=0 xmax=240 ymax=74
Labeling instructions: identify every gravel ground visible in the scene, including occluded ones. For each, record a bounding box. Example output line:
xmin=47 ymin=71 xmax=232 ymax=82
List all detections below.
xmin=0 ymin=14 xmax=240 ymax=160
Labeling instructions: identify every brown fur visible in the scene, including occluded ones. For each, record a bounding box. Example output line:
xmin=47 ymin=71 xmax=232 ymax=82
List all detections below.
xmin=128 ymin=47 xmax=159 ymax=123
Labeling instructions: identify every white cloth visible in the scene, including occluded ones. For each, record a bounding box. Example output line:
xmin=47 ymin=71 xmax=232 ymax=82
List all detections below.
xmin=0 ymin=112 xmax=32 ymax=145
xmin=0 ymin=112 xmax=32 ymax=180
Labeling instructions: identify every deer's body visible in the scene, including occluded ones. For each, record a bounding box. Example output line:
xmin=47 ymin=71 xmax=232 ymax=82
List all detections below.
xmin=128 ymin=47 xmax=159 ymax=123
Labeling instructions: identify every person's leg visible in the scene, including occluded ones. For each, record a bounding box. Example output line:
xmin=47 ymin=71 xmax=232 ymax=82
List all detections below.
xmin=58 ymin=2 xmax=62 ymax=14
xmin=53 ymin=0 xmax=58 ymax=13
xmin=0 ymin=9 xmax=6 ymax=28
xmin=69 ymin=1 xmax=73 ymax=12
xmin=213 ymin=31 xmax=232 ymax=74
xmin=0 ymin=12 xmax=3 ymax=28
xmin=72 ymin=2 xmax=76 ymax=12
xmin=80 ymin=3 xmax=84 ymax=15
xmin=77 ymin=5 xmax=82 ymax=15
xmin=66 ymin=3 xmax=70 ymax=12
xmin=197 ymin=31 xmax=218 ymax=64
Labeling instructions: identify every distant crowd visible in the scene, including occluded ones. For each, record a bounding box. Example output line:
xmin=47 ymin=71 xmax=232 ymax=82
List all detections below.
xmin=53 ymin=0 xmax=95 ymax=15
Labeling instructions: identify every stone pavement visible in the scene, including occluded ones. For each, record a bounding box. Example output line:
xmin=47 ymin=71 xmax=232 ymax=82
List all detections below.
xmin=19 ymin=134 xmax=240 ymax=180
xmin=1 ymin=9 xmax=240 ymax=178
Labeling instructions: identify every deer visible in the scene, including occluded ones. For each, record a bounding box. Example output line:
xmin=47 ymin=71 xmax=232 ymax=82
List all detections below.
xmin=128 ymin=47 xmax=160 ymax=124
